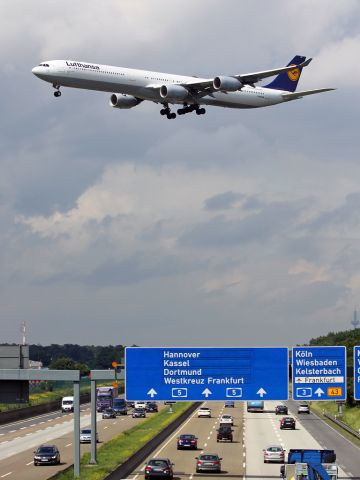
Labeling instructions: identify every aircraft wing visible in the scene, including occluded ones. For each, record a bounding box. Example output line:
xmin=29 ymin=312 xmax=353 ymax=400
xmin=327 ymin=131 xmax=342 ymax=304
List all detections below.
xmin=181 ymin=57 xmax=312 ymax=94
xmin=282 ymin=88 xmax=336 ymax=101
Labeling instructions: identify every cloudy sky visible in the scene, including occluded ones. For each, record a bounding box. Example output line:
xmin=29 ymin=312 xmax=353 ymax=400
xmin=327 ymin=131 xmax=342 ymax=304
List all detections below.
xmin=1 ymin=0 xmax=360 ymax=348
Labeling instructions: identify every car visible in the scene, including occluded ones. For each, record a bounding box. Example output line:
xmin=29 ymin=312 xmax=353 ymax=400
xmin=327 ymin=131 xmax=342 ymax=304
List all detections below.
xmin=144 ymin=458 xmax=174 ymax=479
xmin=197 ymin=407 xmax=211 ymax=418
xmin=219 ymin=414 xmax=234 ymax=425
xmin=113 ymin=398 xmax=128 ymax=415
xmin=275 ymin=405 xmax=288 ymax=415
xmin=132 ymin=407 xmax=146 ymax=418
xmin=217 ymin=425 xmax=233 ymax=442
xmin=80 ymin=428 xmax=99 ymax=443
xmin=196 ymin=453 xmax=222 ymax=473
xmin=263 ymin=445 xmax=286 ymax=463
xmin=164 ymin=401 xmax=176 ymax=405
xmin=177 ymin=434 xmax=198 ymax=450
xmin=127 ymin=401 xmax=135 ymax=408
xmin=224 ymin=400 xmax=235 ymax=408
xmin=33 ymin=445 xmax=60 ymax=466
xmin=280 ymin=416 xmax=296 ymax=430
xmin=298 ymin=403 xmax=310 ymax=414
xmin=146 ymin=402 xmax=159 ymax=412
xmin=135 ymin=401 xmax=147 ymax=409
xmin=102 ymin=407 xmax=116 ymax=419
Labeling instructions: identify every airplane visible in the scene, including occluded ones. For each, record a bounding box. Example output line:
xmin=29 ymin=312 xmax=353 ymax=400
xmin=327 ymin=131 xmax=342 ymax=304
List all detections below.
xmin=32 ymin=55 xmax=334 ymax=119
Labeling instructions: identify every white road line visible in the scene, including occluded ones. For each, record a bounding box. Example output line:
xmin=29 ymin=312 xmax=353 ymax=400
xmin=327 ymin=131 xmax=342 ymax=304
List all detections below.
xmin=9 ymin=430 xmax=16 ymax=433
xmin=20 ymin=427 xmax=26 ymax=430
xmin=26 ymin=433 xmax=32 ymax=436
xmin=26 ymin=461 xmax=33 ymax=466
xmin=0 ymin=441 xmax=9 ymax=445
xmin=0 ymin=434 xmax=3 ymax=436
xmin=39 ymin=421 xmax=45 ymax=425
xmin=65 ymin=443 xmax=72 ymax=447
xmin=30 ymin=424 xmax=36 ymax=427
xmin=0 ymin=473 xmax=12 ymax=478
xmin=104 ymin=426 xmax=108 ymax=429
xmin=204 ymin=443 xmax=207 ymax=447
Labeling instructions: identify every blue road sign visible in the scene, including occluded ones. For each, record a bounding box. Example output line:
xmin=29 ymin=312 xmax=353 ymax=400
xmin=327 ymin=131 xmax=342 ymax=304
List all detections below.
xmin=125 ymin=347 xmax=288 ymax=401
xmin=354 ymin=346 xmax=360 ymax=401
xmin=292 ymin=346 xmax=346 ymax=401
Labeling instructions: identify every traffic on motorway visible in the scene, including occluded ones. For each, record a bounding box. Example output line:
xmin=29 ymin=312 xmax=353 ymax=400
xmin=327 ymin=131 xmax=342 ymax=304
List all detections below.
xmin=1 ymin=398 xmax=359 ymax=480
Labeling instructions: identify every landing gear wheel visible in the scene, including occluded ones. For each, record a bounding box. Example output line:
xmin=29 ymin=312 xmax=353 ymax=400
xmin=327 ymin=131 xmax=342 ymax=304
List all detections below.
xmin=160 ymin=109 xmax=166 ymax=115
xmin=54 ymin=91 xmax=61 ymax=97
xmin=199 ymin=108 xmax=206 ymax=114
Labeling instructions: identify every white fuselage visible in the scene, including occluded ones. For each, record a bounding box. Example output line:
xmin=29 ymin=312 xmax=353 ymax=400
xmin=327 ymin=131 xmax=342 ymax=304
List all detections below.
xmin=32 ymin=60 xmax=286 ymax=109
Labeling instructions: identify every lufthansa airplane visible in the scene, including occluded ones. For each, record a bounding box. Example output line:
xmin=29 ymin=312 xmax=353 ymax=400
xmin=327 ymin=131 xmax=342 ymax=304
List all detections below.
xmin=32 ymin=55 xmax=334 ymax=119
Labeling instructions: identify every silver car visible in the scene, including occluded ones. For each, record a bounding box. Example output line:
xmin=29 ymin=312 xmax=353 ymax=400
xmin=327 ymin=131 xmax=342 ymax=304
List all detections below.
xmin=297 ymin=403 xmax=310 ymax=414
xmin=196 ymin=454 xmax=222 ymax=472
xmin=263 ymin=445 xmax=286 ymax=463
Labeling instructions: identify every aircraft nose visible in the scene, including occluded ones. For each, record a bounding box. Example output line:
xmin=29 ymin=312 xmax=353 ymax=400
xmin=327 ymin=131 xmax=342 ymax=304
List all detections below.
xmin=32 ymin=66 xmax=41 ymax=76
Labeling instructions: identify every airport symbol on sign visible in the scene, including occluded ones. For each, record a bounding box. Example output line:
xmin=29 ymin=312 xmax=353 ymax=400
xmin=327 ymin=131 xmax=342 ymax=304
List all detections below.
xmin=292 ymin=346 xmax=346 ymax=401
xmin=125 ymin=347 xmax=289 ymax=401
xmin=354 ymin=346 xmax=360 ymax=401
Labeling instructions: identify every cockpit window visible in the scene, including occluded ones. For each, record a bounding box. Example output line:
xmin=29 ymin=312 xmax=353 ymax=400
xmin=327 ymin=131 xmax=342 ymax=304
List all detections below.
xmin=39 ymin=63 xmax=50 ymax=67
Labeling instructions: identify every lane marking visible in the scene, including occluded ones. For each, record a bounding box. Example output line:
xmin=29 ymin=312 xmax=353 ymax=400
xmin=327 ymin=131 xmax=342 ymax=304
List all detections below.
xmin=26 ymin=461 xmax=33 ymax=466
xmin=30 ymin=424 xmax=36 ymax=427
xmin=20 ymin=427 xmax=26 ymax=430
xmin=9 ymin=430 xmax=16 ymax=433
xmin=1 ymin=473 xmax=12 ymax=478
xmin=65 ymin=443 xmax=72 ymax=447
xmin=26 ymin=433 xmax=32 ymax=436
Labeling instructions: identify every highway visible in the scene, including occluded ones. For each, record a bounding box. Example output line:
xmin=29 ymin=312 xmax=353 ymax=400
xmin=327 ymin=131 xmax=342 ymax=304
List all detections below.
xmin=125 ymin=401 xmax=358 ymax=480
xmin=0 ymin=404 xmax=163 ymax=480
xmin=1 ymin=400 xmax=359 ymax=480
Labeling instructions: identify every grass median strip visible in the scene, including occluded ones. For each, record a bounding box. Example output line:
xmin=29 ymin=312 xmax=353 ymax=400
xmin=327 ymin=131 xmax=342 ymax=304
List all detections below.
xmin=51 ymin=402 xmax=192 ymax=480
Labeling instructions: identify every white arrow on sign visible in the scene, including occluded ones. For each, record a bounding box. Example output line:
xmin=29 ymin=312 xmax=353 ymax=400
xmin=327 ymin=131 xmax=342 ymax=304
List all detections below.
xmin=147 ymin=388 xmax=158 ymax=398
xmin=315 ymin=388 xmax=324 ymax=398
xmin=202 ymin=388 xmax=212 ymax=398
xmin=257 ymin=388 xmax=267 ymax=398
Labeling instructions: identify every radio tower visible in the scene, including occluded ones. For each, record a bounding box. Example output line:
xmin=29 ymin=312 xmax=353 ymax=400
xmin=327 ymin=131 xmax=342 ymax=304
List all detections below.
xmin=351 ymin=308 xmax=360 ymax=329
xmin=20 ymin=321 xmax=27 ymax=345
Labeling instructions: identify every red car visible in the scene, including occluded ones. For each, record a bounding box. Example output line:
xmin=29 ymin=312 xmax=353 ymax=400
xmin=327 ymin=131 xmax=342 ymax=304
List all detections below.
xmin=280 ymin=416 xmax=296 ymax=430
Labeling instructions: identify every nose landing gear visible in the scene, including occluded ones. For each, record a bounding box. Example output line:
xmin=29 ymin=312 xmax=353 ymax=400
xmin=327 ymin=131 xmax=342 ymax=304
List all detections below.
xmin=53 ymin=84 xmax=61 ymax=97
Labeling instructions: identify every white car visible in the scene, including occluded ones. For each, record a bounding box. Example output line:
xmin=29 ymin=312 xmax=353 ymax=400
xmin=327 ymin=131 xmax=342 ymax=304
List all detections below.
xmin=263 ymin=445 xmax=286 ymax=463
xmin=80 ymin=428 xmax=99 ymax=443
xmin=134 ymin=401 xmax=147 ymax=409
xmin=197 ymin=407 xmax=211 ymax=418
xmin=220 ymin=414 xmax=234 ymax=425
xmin=297 ymin=403 xmax=310 ymax=414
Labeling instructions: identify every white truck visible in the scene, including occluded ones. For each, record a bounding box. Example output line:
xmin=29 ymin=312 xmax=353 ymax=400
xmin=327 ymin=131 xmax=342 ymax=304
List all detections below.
xmin=61 ymin=396 xmax=74 ymax=412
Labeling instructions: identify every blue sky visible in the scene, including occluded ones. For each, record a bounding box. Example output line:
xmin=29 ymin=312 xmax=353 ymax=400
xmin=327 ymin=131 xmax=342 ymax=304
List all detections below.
xmin=1 ymin=0 xmax=360 ymax=346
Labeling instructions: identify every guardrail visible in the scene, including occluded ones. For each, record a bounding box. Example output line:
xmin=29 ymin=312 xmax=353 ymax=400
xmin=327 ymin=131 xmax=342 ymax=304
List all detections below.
xmin=323 ymin=411 xmax=360 ymax=440
xmin=105 ymin=402 xmax=201 ymax=480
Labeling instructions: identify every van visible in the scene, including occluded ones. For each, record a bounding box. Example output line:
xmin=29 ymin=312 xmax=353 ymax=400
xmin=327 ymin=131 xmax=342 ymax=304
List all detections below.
xmin=61 ymin=396 xmax=74 ymax=413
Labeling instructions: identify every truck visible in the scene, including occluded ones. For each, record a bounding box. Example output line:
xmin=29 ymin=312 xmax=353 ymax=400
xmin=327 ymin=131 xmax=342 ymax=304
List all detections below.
xmin=246 ymin=400 xmax=264 ymax=412
xmin=96 ymin=386 xmax=117 ymax=412
xmin=61 ymin=396 xmax=74 ymax=413
xmin=281 ymin=449 xmax=337 ymax=480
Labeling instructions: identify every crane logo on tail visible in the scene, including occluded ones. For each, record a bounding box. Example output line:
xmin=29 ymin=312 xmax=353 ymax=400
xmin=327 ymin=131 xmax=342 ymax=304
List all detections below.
xmin=287 ymin=65 xmax=300 ymax=81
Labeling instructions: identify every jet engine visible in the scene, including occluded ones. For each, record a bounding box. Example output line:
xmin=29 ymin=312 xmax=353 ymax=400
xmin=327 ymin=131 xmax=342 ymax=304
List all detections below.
xmin=109 ymin=94 xmax=141 ymax=109
xmin=160 ymin=84 xmax=188 ymax=101
xmin=213 ymin=76 xmax=243 ymax=92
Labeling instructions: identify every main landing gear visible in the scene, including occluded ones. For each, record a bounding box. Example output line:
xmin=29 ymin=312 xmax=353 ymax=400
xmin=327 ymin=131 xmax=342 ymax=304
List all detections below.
xmin=160 ymin=104 xmax=176 ymax=119
xmin=178 ymin=105 xmax=206 ymax=116
xmin=159 ymin=103 xmax=206 ymax=119
xmin=53 ymin=84 xmax=61 ymax=97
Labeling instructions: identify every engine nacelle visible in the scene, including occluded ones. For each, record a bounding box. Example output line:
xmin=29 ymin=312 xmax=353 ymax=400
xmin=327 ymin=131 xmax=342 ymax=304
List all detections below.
xmin=160 ymin=84 xmax=189 ymax=101
xmin=109 ymin=94 xmax=140 ymax=109
xmin=213 ymin=76 xmax=243 ymax=92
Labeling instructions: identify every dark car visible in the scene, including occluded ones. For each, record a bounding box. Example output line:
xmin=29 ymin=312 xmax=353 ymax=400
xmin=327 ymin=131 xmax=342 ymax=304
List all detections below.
xmin=144 ymin=458 xmax=174 ymax=479
xmin=102 ymin=407 xmax=116 ymax=419
xmin=280 ymin=416 xmax=296 ymax=430
xmin=132 ymin=407 xmax=146 ymax=418
xmin=113 ymin=399 xmax=128 ymax=415
xmin=275 ymin=405 xmax=288 ymax=415
xmin=196 ymin=453 xmax=222 ymax=473
xmin=34 ymin=445 xmax=60 ymax=466
xmin=146 ymin=402 xmax=159 ymax=412
xmin=217 ymin=425 xmax=233 ymax=442
xmin=224 ymin=400 xmax=235 ymax=408
xmin=177 ymin=434 xmax=198 ymax=449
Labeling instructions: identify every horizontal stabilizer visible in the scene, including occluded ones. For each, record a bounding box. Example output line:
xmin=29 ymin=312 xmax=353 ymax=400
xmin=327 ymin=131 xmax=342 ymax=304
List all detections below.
xmin=282 ymin=88 xmax=336 ymax=101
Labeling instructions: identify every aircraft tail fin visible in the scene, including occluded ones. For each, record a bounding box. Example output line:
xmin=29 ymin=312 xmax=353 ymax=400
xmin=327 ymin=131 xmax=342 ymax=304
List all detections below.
xmin=264 ymin=55 xmax=307 ymax=92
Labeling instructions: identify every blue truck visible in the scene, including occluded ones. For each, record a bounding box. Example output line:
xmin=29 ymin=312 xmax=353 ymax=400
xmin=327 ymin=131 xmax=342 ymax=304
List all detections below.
xmin=281 ymin=449 xmax=337 ymax=480
xmin=246 ymin=400 xmax=264 ymax=412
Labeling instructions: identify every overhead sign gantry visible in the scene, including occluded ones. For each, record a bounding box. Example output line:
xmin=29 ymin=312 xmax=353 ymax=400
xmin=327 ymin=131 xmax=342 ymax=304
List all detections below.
xmin=292 ymin=346 xmax=346 ymax=401
xmin=125 ymin=347 xmax=288 ymax=401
